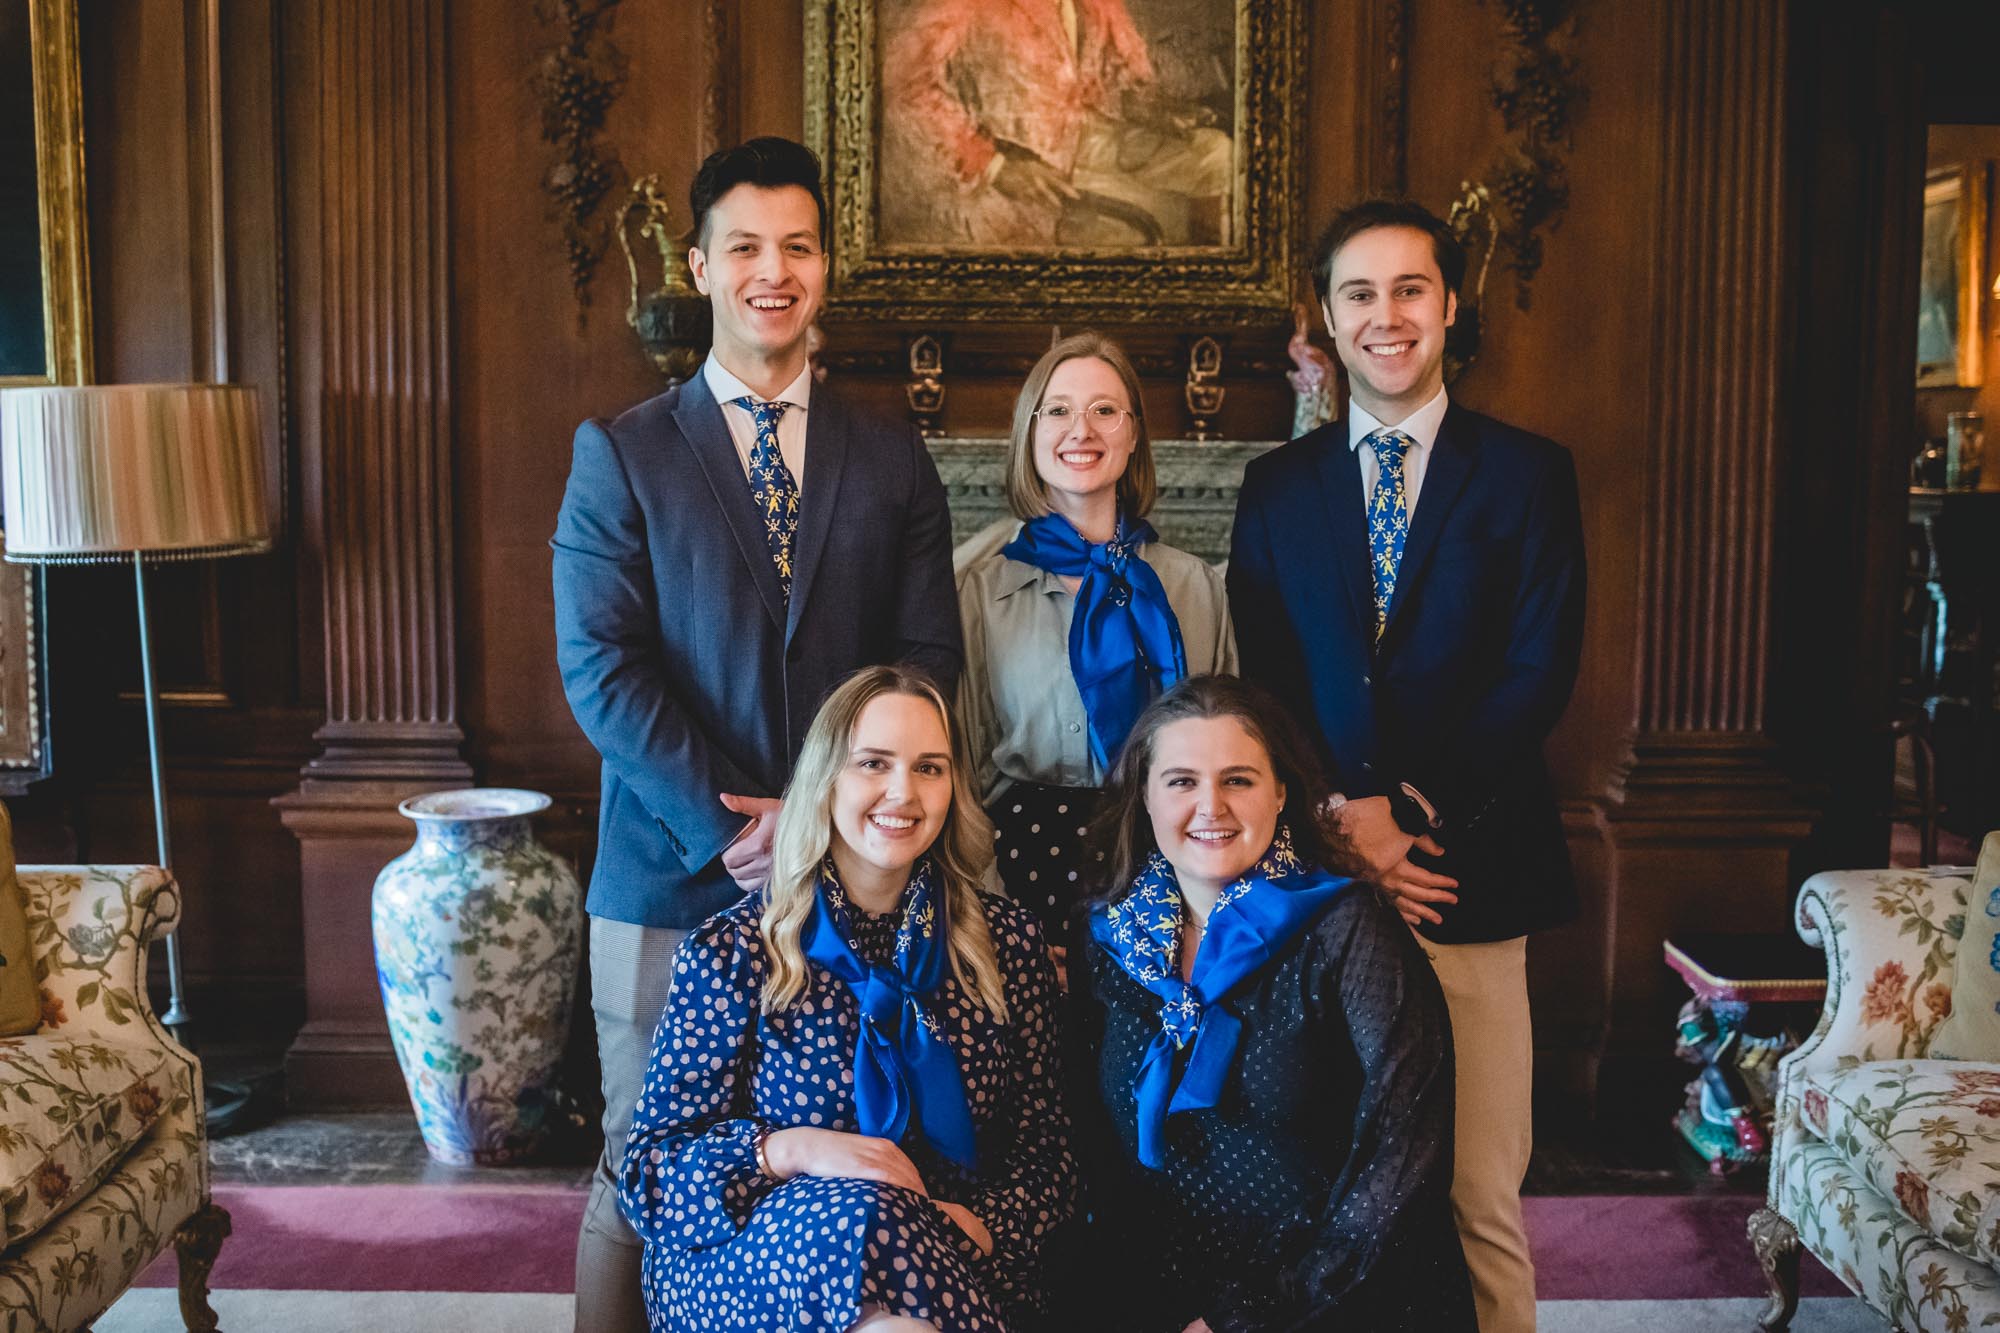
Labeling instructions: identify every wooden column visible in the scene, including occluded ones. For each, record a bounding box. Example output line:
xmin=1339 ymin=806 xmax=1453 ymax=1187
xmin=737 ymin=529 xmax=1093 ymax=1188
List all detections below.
xmin=276 ymin=0 xmax=470 ymax=1105
xmin=1594 ymin=0 xmax=1814 ymax=1082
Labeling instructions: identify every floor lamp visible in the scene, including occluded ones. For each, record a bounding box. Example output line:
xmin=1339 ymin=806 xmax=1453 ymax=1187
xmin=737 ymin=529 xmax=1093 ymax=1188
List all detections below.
xmin=0 ymin=384 xmax=269 ymax=1037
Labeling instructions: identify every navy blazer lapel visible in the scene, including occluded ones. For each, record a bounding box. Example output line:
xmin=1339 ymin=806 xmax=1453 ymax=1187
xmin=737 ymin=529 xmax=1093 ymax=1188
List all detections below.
xmin=671 ymin=372 xmax=787 ymax=632
xmin=784 ymin=388 xmax=849 ymax=643
xmin=1314 ymin=423 xmax=1376 ymax=645
xmin=1382 ymin=404 xmax=1478 ymax=635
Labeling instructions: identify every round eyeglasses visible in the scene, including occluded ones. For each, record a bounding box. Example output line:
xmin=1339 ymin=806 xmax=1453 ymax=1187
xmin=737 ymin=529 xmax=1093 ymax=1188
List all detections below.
xmin=1033 ymin=400 xmax=1134 ymax=436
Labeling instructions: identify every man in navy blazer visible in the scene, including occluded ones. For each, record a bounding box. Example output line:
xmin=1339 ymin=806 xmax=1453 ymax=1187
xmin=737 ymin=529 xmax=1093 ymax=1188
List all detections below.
xmin=1229 ymin=200 xmax=1584 ymax=1333
xmin=552 ymin=137 xmax=960 ymax=1331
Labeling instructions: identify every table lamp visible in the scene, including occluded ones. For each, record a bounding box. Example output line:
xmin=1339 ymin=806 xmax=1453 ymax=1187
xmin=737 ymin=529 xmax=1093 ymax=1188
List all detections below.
xmin=0 ymin=384 xmax=270 ymax=1032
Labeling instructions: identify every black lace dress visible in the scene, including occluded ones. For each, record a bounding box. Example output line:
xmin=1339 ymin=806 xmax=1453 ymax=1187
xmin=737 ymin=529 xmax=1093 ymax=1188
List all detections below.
xmin=1067 ymin=885 xmax=1476 ymax=1331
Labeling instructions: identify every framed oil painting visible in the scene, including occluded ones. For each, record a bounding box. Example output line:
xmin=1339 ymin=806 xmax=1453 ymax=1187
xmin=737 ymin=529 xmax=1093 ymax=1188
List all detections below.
xmin=805 ymin=0 xmax=1305 ymax=324
xmin=1917 ymin=163 xmax=1985 ymax=389
xmin=0 ymin=0 xmax=88 ymax=788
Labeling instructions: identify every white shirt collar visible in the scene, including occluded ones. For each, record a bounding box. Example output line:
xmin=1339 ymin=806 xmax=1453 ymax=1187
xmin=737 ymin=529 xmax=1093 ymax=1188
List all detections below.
xmin=704 ymin=355 xmax=813 ymax=414
xmin=1347 ymin=384 xmax=1448 ymax=453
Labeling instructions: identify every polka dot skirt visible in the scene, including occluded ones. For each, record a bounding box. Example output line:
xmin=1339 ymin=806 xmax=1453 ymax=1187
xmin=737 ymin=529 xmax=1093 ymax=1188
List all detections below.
xmin=617 ymin=891 xmax=1076 ymax=1331
xmin=988 ymin=781 xmax=1101 ymax=953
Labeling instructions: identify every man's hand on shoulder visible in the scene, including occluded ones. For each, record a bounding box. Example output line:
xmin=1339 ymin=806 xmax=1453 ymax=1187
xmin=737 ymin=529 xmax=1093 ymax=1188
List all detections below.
xmin=1330 ymin=795 xmax=1460 ymax=928
xmin=718 ymin=793 xmax=782 ymax=892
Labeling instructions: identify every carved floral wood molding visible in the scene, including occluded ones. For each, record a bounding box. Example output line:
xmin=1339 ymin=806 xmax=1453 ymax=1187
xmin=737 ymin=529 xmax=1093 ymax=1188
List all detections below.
xmin=1471 ymin=0 xmax=1584 ymax=310
xmin=535 ymin=0 xmax=627 ymax=308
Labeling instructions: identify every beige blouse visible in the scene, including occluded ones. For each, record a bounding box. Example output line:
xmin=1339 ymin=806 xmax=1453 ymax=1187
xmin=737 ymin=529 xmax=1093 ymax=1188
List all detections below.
xmin=956 ymin=519 xmax=1239 ymax=803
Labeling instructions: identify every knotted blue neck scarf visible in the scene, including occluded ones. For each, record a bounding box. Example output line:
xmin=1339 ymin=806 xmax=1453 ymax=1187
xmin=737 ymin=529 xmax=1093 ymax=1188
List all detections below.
xmin=801 ymin=858 xmax=978 ymax=1168
xmin=1002 ymin=511 xmax=1188 ymax=768
xmin=1090 ymin=827 xmax=1354 ymax=1169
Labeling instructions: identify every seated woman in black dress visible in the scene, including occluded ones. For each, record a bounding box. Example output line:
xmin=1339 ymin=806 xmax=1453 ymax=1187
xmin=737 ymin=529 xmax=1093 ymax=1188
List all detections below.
xmin=618 ymin=665 xmax=1074 ymax=1332
xmin=1070 ymin=674 xmax=1475 ymax=1331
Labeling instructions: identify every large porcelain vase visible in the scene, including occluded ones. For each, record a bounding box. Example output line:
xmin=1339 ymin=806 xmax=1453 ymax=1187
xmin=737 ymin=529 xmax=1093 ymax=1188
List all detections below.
xmin=372 ymin=788 xmax=583 ymax=1165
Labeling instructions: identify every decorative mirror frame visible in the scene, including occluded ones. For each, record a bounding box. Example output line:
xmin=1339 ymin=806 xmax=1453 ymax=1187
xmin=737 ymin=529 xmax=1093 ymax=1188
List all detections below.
xmin=0 ymin=0 xmax=89 ymax=789
xmin=3 ymin=0 xmax=91 ymax=389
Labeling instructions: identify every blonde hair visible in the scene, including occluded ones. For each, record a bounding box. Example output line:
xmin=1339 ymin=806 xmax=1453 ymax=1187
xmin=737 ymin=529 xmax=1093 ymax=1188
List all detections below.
xmin=1004 ymin=331 xmax=1158 ymax=522
xmin=759 ymin=665 xmax=1008 ymax=1019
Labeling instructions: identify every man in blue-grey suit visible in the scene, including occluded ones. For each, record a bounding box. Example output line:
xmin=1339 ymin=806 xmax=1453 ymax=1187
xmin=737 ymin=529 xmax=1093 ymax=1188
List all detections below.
xmin=1229 ymin=199 xmax=1585 ymax=1333
xmin=552 ymin=136 xmax=961 ymax=1332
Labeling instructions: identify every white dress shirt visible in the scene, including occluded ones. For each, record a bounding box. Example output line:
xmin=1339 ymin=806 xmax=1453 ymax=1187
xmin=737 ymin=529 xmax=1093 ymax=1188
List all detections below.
xmin=703 ymin=356 xmax=812 ymax=492
xmin=1347 ymin=385 xmax=1449 ymax=522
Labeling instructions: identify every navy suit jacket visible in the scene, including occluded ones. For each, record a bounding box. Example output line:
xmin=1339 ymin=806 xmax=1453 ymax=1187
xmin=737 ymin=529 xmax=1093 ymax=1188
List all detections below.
xmin=552 ymin=371 xmax=962 ymax=929
xmin=1227 ymin=403 xmax=1586 ymax=944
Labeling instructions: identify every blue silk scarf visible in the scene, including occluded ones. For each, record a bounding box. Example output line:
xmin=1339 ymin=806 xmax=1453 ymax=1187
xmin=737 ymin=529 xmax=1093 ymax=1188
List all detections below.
xmin=1002 ymin=512 xmax=1188 ymax=768
xmin=801 ymin=858 xmax=978 ymax=1168
xmin=1089 ymin=827 xmax=1355 ymax=1168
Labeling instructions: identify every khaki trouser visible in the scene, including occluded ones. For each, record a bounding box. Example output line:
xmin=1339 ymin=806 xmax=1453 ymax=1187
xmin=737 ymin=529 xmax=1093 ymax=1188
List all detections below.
xmin=1418 ymin=933 xmax=1537 ymax=1333
xmin=573 ymin=917 xmax=686 ymax=1333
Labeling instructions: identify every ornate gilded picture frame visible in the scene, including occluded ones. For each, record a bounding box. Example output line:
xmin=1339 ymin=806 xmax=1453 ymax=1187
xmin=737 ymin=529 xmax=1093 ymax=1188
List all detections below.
xmin=804 ymin=0 xmax=1305 ymax=325
xmin=0 ymin=0 xmax=88 ymax=787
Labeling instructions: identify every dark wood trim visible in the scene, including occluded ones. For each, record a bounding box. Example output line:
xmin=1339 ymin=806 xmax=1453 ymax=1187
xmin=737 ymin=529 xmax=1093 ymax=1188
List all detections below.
xmin=280 ymin=0 xmax=472 ymax=1104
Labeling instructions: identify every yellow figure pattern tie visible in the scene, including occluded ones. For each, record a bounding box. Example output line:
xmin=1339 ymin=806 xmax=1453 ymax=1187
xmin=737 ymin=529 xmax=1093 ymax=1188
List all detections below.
xmin=733 ymin=397 xmax=800 ymax=601
xmin=1366 ymin=427 xmax=1412 ymax=643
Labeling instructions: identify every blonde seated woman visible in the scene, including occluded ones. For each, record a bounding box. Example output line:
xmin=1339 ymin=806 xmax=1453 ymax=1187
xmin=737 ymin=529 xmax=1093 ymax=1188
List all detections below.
xmin=957 ymin=332 xmax=1237 ymax=966
xmin=617 ymin=665 xmax=1075 ymax=1332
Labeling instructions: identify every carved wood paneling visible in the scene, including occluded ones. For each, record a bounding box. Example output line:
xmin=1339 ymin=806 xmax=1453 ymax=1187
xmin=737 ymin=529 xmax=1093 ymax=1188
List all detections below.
xmin=306 ymin=0 xmax=465 ymax=779
xmin=1635 ymin=0 xmax=1787 ymax=743
xmin=698 ymin=0 xmax=737 ymax=161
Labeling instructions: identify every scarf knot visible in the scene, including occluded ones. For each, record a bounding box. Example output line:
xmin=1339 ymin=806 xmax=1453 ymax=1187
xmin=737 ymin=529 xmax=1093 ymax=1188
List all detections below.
xmin=1002 ymin=512 xmax=1187 ymax=767
xmin=1089 ymin=826 xmax=1354 ymax=1169
xmin=801 ymin=859 xmax=976 ymax=1167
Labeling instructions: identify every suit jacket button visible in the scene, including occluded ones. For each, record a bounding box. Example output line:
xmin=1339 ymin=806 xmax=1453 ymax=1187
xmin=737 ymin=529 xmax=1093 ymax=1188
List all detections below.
xmin=1362 ymin=674 xmax=1373 ymax=687
xmin=1361 ymin=762 xmax=1374 ymax=773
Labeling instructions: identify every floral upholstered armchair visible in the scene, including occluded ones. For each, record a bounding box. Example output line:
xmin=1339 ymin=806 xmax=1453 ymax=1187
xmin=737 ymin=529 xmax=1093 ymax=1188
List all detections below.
xmin=0 ymin=865 xmax=226 ymax=1332
xmin=1752 ymin=864 xmax=1998 ymax=1332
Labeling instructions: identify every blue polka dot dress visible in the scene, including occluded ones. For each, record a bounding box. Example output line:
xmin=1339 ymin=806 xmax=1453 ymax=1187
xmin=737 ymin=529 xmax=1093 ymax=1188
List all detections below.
xmin=618 ymin=885 xmax=1074 ymax=1332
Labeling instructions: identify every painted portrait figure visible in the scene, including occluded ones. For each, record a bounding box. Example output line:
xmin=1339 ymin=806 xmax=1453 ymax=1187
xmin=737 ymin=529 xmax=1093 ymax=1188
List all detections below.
xmin=879 ymin=0 xmax=1234 ymax=249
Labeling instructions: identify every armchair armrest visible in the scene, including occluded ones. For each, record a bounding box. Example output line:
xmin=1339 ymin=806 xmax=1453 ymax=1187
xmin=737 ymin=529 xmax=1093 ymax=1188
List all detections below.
xmin=16 ymin=865 xmax=180 ymax=1040
xmin=1768 ymin=868 xmax=1970 ymax=1208
xmin=1786 ymin=867 xmax=1970 ymax=1076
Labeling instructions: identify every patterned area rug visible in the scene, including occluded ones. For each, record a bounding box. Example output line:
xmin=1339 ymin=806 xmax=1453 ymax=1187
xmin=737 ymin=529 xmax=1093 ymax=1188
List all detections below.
xmin=86 ymin=1184 xmax=1885 ymax=1329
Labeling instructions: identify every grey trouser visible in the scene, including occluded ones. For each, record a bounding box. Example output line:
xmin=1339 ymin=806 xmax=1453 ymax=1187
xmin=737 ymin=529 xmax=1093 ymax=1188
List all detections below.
xmin=573 ymin=916 xmax=686 ymax=1333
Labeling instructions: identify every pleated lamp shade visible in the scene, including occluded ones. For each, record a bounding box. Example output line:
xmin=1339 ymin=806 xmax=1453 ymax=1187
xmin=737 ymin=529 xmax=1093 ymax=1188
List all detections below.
xmin=0 ymin=384 xmax=270 ymax=564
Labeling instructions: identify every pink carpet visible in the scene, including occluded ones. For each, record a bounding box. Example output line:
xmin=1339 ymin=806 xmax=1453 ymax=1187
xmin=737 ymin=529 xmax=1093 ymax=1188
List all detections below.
xmin=1524 ymin=1195 xmax=1845 ymax=1300
xmin=134 ymin=1185 xmax=1844 ymax=1298
xmin=135 ymin=1184 xmax=586 ymax=1293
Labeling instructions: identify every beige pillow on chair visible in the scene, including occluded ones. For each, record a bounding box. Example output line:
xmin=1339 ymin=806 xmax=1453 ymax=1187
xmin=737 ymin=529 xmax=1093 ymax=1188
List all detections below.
xmin=1928 ymin=832 xmax=2000 ymax=1061
xmin=0 ymin=803 xmax=43 ymax=1036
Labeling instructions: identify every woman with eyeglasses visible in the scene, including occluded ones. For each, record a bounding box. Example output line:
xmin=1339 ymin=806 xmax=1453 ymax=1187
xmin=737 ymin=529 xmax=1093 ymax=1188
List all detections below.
xmin=957 ymin=332 xmax=1236 ymax=973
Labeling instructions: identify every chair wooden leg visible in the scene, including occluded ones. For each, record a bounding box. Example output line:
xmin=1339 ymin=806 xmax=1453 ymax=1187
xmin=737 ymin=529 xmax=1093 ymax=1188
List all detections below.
xmin=1749 ymin=1207 xmax=1801 ymax=1331
xmin=171 ymin=1201 xmax=231 ymax=1332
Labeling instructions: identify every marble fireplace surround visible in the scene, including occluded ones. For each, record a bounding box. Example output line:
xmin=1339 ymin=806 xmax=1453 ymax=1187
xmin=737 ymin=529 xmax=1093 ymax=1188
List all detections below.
xmin=926 ymin=437 xmax=1282 ymax=564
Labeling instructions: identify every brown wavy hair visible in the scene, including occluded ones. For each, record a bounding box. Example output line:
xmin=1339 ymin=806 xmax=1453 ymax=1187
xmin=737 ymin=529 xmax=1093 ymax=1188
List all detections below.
xmin=1085 ymin=675 xmax=1348 ymax=903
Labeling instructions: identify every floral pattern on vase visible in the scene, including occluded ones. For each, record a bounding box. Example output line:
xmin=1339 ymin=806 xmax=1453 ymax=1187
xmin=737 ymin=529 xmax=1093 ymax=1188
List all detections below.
xmin=373 ymin=788 xmax=583 ymax=1165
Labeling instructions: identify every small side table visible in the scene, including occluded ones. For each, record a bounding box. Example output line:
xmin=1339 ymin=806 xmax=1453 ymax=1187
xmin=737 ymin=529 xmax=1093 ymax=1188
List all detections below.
xmin=1663 ymin=932 xmax=1828 ymax=1175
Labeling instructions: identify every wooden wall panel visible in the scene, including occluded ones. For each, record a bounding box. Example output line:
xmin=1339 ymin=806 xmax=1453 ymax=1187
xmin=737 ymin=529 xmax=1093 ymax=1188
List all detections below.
xmin=275 ymin=0 xmax=474 ymax=1103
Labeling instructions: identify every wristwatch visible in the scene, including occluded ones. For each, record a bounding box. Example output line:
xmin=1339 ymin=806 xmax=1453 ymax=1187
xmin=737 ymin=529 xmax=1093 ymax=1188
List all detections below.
xmin=1390 ymin=782 xmax=1443 ymax=838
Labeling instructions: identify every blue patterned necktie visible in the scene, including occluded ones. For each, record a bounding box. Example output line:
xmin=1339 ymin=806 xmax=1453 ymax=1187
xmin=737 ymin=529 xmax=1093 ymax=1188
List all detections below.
xmin=732 ymin=396 xmax=800 ymax=600
xmin=1365 ymin=427 xmax=1412 ymax=642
